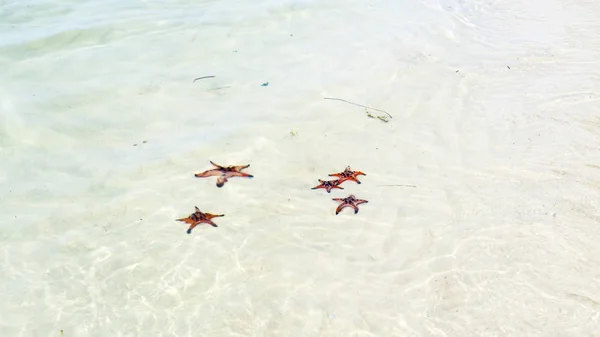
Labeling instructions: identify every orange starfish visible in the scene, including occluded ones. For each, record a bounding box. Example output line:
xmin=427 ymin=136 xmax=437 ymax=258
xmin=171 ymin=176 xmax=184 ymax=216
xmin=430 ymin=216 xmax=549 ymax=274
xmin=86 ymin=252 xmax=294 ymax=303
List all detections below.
xmin=328 ymin=166 xmax=366 ymax=184
xmin=194 ymin=161 xmax=253 ymax=187
xmin=176 ymin=206 xmax=224 ymax=234
xmin=332 ymin=195 xmax=368 ymax=214
xmin=311 ymin=179 xmax=344 ymax=193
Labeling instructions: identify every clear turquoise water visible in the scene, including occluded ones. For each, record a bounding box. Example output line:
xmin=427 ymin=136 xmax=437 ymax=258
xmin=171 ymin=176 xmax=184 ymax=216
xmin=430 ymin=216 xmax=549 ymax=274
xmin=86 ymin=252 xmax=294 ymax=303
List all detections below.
xmin=3 ymin=0 xmax=600 ymax=336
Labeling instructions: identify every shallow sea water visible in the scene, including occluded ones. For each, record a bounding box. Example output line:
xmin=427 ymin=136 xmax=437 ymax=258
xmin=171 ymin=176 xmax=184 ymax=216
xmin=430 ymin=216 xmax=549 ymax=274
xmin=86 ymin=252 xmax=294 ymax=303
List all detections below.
xmin=2 ymin=0 xmax=600 ymax=336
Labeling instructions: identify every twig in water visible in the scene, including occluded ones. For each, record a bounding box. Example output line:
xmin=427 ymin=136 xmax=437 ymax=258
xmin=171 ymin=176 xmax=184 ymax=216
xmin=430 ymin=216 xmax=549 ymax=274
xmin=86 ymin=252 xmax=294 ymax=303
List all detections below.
xmin=193 ymin=76 xmax=216 ymax=82
xmin=379 ymin=184 xmax=417 ymax=188
xmin=323 ymin=97 xmax=393 ymax=119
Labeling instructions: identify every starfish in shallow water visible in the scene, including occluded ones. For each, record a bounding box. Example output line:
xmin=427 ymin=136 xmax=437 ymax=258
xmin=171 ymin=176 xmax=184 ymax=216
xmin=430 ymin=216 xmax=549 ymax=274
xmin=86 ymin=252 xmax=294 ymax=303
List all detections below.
xmin=328 ymin=166 xmax=366 ymax=184
xmin=311 ymin=179 xmax=344 ymax=193
xmin=332 ymin=195 xmax=368 ymax=215
xmin=176 ymin=206 xmax=224 ymax=234
xmin=194 ymin=161 xmax=253 ymax=187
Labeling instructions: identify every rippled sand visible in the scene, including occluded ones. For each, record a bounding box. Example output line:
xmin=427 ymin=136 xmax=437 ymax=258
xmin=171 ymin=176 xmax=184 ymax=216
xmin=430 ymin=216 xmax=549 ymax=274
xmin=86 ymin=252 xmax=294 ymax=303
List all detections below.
xmin=2 ymin=0 xmax=600 ymax=336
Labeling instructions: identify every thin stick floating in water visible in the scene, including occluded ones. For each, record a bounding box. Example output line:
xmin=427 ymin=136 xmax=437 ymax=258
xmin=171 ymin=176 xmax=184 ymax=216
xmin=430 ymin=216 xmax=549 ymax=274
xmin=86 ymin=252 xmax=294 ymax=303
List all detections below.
xmin=193 ymin=76 xmax=216 ymax=82
xmin=323 ymin=97 xmax=393 ymax=119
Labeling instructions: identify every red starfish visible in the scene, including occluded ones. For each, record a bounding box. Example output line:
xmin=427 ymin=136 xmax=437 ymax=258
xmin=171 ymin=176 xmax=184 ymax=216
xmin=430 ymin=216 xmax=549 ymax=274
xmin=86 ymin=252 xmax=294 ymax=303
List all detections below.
xmin=176 ymin=206 xmax=224 ymax=234
xmin=194 ymin=161 xmax=253 ymax=187
xmin=332 ymin=195 xmax=368 ymax=215
xmin=311 ymin=179 xmax=344 ymax=193
xmin=329 ymin=166 xmax=366 ymax=184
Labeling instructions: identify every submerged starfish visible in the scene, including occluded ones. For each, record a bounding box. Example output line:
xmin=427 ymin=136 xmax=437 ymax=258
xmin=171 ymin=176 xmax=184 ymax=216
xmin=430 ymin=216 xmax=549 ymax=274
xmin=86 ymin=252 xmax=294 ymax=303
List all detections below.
xmin=194 ymin=161 xmax=253 ymax=187
xmin=328 ymin=166 xmax=366 ymax=184
xmin=176 ymin=206 xmax=224 ymax=234
xmin=332 ymin=195 xmax=368 ymax=215
xmin=311 ymin=179 xmax=344 ymax=193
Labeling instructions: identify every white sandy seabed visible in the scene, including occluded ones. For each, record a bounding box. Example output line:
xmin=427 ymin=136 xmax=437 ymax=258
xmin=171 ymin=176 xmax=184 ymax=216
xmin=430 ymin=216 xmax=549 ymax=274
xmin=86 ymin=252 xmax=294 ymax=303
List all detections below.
xmin=1 ymin=0 xmax=600 ymax=336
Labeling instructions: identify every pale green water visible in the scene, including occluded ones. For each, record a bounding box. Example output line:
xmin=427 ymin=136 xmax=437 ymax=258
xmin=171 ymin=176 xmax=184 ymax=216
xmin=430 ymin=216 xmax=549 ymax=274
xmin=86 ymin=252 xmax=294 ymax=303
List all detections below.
xmin=3 ymin=0 xmax=600 ymax=336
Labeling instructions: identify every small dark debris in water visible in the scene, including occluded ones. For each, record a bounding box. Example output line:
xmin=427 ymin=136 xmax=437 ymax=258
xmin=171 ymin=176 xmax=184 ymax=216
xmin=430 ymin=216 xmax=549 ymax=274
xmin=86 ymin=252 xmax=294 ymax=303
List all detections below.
xmin=365 ymin=109 xmax=389 ymax=123
xmin=208 ymin=86 xmax=232 ymax=91
xmin=261 ymin=82 xmax=269 ymax=86
xmin=133 ymin=144 xmax=137 ymax=146
xmin=143 ymin=140 xmax=147 ymax=143
xmin=233 ymin=50 xmax=238 ymax=53
xmin=193 ymin=76 xmax=215 ymax=83
xmin=507 ymin=66 xmax=511 ymax=69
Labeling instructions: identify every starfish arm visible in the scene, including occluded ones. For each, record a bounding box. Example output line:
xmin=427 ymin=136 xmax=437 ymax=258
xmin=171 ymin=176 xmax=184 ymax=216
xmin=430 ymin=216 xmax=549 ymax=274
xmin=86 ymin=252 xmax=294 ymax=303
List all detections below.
xmin=336 ymin=203 xmax=351 ymax=215
xmin=355 ymin=199 xmax=368 ymax=205
xmin=206 ymin=220 xmax=218 ymax=227
xmin=195 ymin=169 xmax=224 ymax=178
xmin=231 ymin=164 xmax=250 ymax=171
xmin=187 ymin=222 xmax=199 ymax=234
xmin=205 ymin=213 xmax=225 ymax=219
xmin=347 ymin=177 xmax=362 ymax=184
xmin=224 ymin=171 xmax=253 ymax=178
xmin=332 ymin=198 xmax=344 ymax=202
xmin=311 ymin=182 xmax=327 ymax=190
xmin=176 ymin=217 xmax=193 ymax=225
xmin=328 ymin=173 xmax=343 ymax=178
xmin=209 ymin=161 xmax=224 ymax=169
xmin=352 ymin=204 xmax=360 ymax=214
